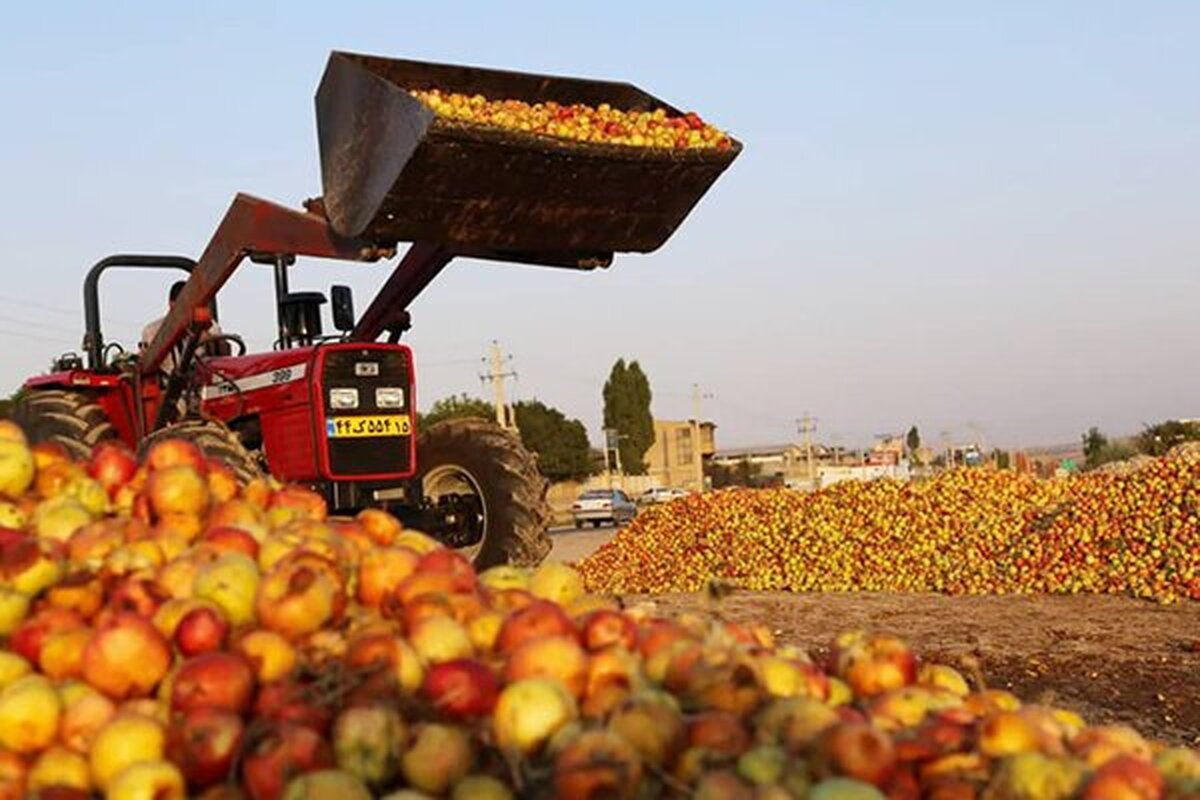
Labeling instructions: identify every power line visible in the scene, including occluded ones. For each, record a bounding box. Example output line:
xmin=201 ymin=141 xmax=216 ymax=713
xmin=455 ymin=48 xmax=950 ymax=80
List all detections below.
xmin=0 ymin=295 xmax=141 ymax=328
xmin=0 ymin=327 xmax=80 ymax=345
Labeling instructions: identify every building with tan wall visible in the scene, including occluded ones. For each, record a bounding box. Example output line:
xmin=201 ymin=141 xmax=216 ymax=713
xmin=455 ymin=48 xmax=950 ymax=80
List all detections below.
xmin=643 ymin=419 xmax=716 ymax=492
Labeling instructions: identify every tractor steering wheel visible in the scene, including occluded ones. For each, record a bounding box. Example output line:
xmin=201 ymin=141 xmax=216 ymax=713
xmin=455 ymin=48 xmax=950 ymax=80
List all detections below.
xmin=202 ymin=334 xmax=247 ymax=358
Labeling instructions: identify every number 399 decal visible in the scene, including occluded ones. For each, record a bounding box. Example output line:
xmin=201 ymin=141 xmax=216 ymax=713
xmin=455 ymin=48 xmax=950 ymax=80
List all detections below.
xmin=200 ymin=363 xmax=308 ymax=399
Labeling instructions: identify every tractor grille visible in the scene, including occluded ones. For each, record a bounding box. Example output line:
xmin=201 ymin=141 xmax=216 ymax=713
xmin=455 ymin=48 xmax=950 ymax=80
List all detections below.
xmin=321 ymin=347 xmax=413 ymax=476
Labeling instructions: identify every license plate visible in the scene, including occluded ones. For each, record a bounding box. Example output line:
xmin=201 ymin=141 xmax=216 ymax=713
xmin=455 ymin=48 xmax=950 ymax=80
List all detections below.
xmin=326 ymin=414 xmax=411 ymax=438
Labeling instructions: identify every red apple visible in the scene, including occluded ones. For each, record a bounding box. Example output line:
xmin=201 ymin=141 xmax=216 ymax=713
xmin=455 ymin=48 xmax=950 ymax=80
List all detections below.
xmin=200 ymin=526 xmax=260 ymax=559
xmin=416 ymin=548 xmax=476 ymax=582
xmin=9 ymin=607 xmax=85 ymax=664
xmin=1082 ymin=756 xmax=1164 ymax=800
xmin=505 ymin=635 xmax=589 ymax=698
xmin=487 ymin=587 xmax=537 ymax=614
xmin=688 ymin=711 xmax=751 ymax=757
xmin=401 ymin=592 xmax=457 ymax=631
xmin=241 ymin=722 xmax=333 ymax=800
xmin=82 ymin=612 xmax=172 ymax=699
xmin=253 ymin=680 xmax=332 ymax=734
xmin=355 ymin=508 xmax=402 ymax=546
xmin=817 ymin=722 xmax=898 ymax=787
xmin=171 ymin=652 xmax=255 ymax=715
xmin=167 ymin=707 xmax=245 ymax=789
xmin=356 ymin=546 xmax=420 ymax=608
xmin=255 ymin=561 xmax=337 ymax=640
xmin=554 ymin=729 xmax=644 ymax=800
xmin=145 ymin=439 xmax=206 ymax=473
xmin=174 ymin=606 xmax=229 ymax=656
xmin=495 ymin=600 xmax=577 ymax=654
xmin=637 ymin=620 xmax=690 ymax=660
xmin=146 ymin=465 xmax=210 ymax=517
xmin=394 ymin=570 xmax=475 ymax=606
xmin=422 ymin=659 xmax=500 ymax=719
xmin=88 ymin=443 xmax=138 ymax=496
xmin=266 ymin=487 xmax=327 ymax=524
xmin=581 ymin=610 xmax=639 ymax=652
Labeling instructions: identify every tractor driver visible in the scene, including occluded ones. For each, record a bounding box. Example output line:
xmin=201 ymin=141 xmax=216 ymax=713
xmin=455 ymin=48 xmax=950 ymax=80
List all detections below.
xmin=140 ymin=280 xmax=224 ymax=373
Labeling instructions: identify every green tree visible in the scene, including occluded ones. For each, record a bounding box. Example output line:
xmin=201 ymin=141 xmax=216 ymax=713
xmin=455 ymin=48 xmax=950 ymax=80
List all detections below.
xmin=1081 ymin=425 xmax=1137 ymax=470
xmin=707 ymin=457 xmax=764 ymax=489
xmin=1081 ymin=426 xmax=1108 ymax=466
xmin=420 ymin=394 xmax=493 ymax=429
xmin=1136 ymin=419 xmax=1200 ymax=457
xmin=0 ymin=389 xmax=22 ymax=418
xmin=512 ymin=400 xmax=595 ymax=482
xmin=905 ymin=425 xmax=920 ymax=454
xmin=602 ymin=359 xmax=655 ymax=475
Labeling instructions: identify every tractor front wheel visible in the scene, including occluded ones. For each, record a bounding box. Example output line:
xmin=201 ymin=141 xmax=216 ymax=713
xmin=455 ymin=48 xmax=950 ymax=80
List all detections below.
xmin=140 ymin=419 xmax=263 ymax=484
xmin=417 ymin=418 xmax=551 ymax=568
xmin=11 ymin=389 xmax=117 ymax=459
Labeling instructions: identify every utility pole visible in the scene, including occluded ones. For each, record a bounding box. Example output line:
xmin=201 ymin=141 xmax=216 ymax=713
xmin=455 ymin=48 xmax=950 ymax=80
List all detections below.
xmin=480 ymin=341 xmax=517 ymax=429
xmin=603 ymin=428 xmax=624 ymax=490
xmin=796 ymin=414 xmax=817 ymax=489
xmin=691 ymin=384 xmax=713 ymax=492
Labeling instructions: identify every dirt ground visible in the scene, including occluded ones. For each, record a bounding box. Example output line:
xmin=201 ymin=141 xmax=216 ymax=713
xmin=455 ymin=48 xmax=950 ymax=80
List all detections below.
xmin=639 ymin=591 xmax=1200 ymax=746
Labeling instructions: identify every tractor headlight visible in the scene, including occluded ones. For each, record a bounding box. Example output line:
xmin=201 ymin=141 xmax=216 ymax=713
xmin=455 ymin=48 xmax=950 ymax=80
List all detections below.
xmin=375 ymin=387 xmax=405 ymax=408
xmin=329 ymin=388 xmax=359 ymax=410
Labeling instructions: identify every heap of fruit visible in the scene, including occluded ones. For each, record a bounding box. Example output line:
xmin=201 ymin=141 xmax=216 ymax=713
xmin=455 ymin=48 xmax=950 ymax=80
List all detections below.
xmin=0 ymin=424 xmax=1198 ymax=799
xmin=407 ymin=88 xmax=734 ymax=150
xmin=580 ymin=454 xmax=1200 ymax=602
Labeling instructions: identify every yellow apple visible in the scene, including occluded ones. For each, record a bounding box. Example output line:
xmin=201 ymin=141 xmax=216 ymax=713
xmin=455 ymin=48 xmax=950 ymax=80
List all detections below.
xmin=529 ymin=562 xmax=585 ymax=605
xmin=193 ymin=552 xmax=260 ymax=626
xmin=409 ymin=616 xmax=474 ymax=664
xmin=33 ymin=495 xmax=93 ymax=542
xmin=89 ymin=712 xmax=166 ymax=789
xmin=106 ymin=759 xmax=185 ymax=800
xmin=493 ymin=678 xmax=577 ymax=755
xmin=0 ymin=674 xmax=62 ymax=753
xmin=478 ymin=565 xmax=531 ymax=592
xmin=0 ymin=588 xmax=31 ymax=636
xmin=0 ymin=501 xmax=25 ymax=528
xmin=27 ymin=745 xmax=91 ymax=793
xmin=0 ymin=439 xmax=34 ymax=499
xmin=0 ymin=652 xmax=30 ymax=690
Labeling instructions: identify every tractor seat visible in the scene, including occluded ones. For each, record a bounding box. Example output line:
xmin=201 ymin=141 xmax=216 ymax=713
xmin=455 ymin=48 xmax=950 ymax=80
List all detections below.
xmin=279 ymin=292 xmax=327 ymax=346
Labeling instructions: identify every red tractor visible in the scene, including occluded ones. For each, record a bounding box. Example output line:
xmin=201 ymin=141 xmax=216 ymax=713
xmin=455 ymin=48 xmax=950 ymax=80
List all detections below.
xmin=12 ymin=53 xmax=739 ymax=566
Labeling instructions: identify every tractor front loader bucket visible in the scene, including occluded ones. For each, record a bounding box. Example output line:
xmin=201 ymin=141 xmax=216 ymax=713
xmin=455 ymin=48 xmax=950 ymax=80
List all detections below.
xmin=315 ymin=52 xmax=741 ymax=256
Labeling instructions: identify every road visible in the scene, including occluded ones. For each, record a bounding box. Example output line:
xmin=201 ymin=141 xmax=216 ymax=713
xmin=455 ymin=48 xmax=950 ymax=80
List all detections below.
xmin=547 ymin=524 xmax=618 ymax=563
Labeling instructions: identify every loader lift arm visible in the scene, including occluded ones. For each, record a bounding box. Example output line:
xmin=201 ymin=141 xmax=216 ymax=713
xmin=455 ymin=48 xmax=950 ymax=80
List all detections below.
xmin=139 ymin=193 xmax=388 ymax=377
xmin=141 ymin=193 xmax=613 ymax=379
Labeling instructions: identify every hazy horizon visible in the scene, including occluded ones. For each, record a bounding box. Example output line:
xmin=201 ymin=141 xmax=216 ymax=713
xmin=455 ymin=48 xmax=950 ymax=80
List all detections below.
xmin=1 ymin=2 xmax=1197 ymax=451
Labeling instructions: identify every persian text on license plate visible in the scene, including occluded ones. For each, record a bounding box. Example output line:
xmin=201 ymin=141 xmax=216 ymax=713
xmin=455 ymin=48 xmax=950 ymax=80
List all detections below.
xmin=326 ymin=415 xmax=412 ymax=438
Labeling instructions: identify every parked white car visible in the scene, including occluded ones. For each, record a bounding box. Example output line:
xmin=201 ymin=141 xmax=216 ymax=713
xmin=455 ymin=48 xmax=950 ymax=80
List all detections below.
xmin=572 ymin=489 xmax=637 ymax=528
xmin=639 ymin=486 xmax=689 ymax=505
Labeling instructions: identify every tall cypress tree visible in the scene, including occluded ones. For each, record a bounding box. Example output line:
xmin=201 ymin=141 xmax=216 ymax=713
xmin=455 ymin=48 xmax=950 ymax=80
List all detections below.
xmin=602 ymin=359 xmax=655 ymax=475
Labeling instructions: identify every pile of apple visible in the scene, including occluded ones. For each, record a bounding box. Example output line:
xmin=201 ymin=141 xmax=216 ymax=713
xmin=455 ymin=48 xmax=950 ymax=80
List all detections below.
xmin=407 ymin=88 xmax=734 ymax=150
xmin=580 ymin=455 xmax=1200 ymax=602
xmin=0 ymin=424 xmax=1198 ymax=799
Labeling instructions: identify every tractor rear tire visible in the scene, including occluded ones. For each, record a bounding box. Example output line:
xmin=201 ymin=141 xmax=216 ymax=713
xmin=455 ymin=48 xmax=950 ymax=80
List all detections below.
xmin=418 ymin=417 xmax=551 ymax=568
xmin=11 ymin=389 xmax=117 ymax=459
xmin=140 ymin=419 xmax=263 ymax=484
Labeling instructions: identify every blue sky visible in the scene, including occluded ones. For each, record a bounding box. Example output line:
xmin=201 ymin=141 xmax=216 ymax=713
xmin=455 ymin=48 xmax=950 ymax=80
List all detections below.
xmin=1 ymin=1 xmax=1197 ymax=449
